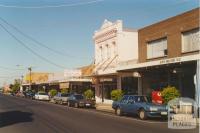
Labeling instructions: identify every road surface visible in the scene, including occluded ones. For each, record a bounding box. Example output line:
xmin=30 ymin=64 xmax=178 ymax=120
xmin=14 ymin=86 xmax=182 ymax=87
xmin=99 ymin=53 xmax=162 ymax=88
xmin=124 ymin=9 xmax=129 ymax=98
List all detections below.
xmin=0 ymin=94 xmax=198 ymax=133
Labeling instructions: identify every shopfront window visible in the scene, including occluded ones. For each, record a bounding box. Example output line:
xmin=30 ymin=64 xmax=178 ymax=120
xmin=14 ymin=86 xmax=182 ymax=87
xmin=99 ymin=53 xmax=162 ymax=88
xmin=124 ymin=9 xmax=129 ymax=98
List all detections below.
xmin=182 ymin=28 xmax=200 ymax=53
xmin=147 ymin=38 xmax=167 ymax=59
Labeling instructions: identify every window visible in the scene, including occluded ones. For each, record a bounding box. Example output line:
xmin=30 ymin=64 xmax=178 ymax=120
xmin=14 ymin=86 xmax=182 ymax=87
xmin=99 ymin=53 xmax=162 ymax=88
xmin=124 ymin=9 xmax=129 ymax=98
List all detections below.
xmin=182 ymin=28 xmax=200 ymax=53
xmin=121 ymin=95 xmax=129 ymax=103
xmin=147 ymin=38 xmax=167 ymax=59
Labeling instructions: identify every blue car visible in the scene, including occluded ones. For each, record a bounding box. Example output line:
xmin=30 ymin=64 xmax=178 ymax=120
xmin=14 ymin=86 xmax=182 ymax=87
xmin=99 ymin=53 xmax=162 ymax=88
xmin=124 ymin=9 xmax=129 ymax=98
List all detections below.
xmin=112 ymin=95 xmax=168 ymax=120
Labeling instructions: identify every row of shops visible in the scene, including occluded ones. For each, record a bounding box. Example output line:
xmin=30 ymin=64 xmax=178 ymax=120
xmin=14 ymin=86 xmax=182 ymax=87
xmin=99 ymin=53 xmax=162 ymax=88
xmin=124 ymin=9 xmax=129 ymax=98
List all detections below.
xmin=92 ymin=8 xmax=200 ymax=105
xmin=21 ymin=8 xmax=199 ymax=106
xmin=22 ymin=67 xmax=95 ymax=95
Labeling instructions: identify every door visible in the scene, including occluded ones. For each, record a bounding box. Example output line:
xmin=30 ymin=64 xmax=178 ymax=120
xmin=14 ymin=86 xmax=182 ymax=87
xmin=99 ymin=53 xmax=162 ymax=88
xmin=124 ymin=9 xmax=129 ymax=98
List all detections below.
xmin=120 ymin=95 xmax=129 ymax=113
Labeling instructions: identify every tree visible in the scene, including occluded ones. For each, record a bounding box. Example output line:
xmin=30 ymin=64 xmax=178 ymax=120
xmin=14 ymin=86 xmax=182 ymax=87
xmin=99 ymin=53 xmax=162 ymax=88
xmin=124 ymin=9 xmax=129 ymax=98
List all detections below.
xmin=49 ymin=89 xmax=57 ymax=97
xmin=111 ymin=89 xmax=123 ymax=101
xmin=11 ymin=79 xmax=20 ymax=93
xmin=84 ymin=89 xmax=94 ymax=100
xmin=161 ymin=86 xmax=180 ymax=104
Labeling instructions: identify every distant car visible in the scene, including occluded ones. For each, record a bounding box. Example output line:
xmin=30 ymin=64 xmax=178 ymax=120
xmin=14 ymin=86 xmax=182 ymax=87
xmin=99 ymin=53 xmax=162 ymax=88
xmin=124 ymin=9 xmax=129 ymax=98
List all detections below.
xmin=34 ymin=91 xmax=50 ymax=101
xmin=52 ymin=93 xmax=71 ymax=104
xmin=112 ymin=95 xmax=168 ymax=120
xmin=67 ymin=94 xmax=95 ymax=108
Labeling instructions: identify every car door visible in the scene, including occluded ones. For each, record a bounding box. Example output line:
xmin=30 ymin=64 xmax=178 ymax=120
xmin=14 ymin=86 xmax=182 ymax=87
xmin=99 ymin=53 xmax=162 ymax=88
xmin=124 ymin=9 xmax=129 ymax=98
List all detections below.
xmin=125 ymin=96 xmax=136 ymax=114
xmin=132 ymin=96 xmax=144 ymax=114
xmin=120 ymin=96 xmax=129 ymax=113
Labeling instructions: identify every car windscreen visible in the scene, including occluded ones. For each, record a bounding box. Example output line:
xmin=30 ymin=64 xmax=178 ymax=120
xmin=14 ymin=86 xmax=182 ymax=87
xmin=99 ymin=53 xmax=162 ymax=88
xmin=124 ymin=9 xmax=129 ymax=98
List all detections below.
xmin=38 ymin=92 xmax=47 ymax=95
xmin=74 ymin=95 xmax=84 ymax=100
xmin=61 ymin=93 xmax=70 ymax=97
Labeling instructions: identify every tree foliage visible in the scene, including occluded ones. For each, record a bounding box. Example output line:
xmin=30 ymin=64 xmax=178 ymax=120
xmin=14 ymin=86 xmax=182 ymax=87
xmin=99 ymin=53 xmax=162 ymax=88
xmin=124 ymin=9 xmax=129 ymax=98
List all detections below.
xmin=161 ymin=86 xmax=180 ymax=104
xmin=111 ymin=89 xmax=123 ymax=101
xmin=11 ymin=80 xmax=20 ymax=93
xmin=84 ymin=89 xmax=94 ymax=100
xmin=49 ymin=89 xmax=57 ymax=97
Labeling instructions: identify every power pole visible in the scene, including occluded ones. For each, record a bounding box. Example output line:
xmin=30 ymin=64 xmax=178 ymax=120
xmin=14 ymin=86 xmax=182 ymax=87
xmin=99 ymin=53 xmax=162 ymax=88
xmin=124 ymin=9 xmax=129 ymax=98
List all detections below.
xmin=20 ymin=75 xmax=24 ymax=92
xmin=28 ymin=67 xmax=32 ymax=91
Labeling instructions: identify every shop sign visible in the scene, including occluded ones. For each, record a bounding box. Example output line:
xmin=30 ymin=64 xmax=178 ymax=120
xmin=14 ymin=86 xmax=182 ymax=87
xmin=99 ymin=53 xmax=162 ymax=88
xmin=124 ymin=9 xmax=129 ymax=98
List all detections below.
xmin=100 ymin=78 xmax=113 ymax=82
xmin=160 ymin=58 xmax=181 ymax=65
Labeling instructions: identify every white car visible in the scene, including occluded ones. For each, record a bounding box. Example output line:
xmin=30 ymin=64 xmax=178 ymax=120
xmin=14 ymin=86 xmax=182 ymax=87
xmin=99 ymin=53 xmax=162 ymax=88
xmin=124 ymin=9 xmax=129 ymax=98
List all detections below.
xmin=34 ymin=92 xmax=50 ymax=101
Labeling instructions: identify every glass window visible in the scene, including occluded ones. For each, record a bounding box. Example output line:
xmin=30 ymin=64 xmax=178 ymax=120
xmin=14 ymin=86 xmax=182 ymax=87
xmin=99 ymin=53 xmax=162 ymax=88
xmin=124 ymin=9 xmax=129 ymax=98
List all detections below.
xmin=121 ymin=95 xmax=129 ymax=103
xmin=135 ymin=96 xmax=149 ymax=103
xmin=74 ymin=95 xmax=84 ymax=100
xmin=61 ymin=93 xmax=70 ymax=97
xmin=128 ymin=96 xmax=135 ymax=103
xmin=182 ymin=28 xmax=200 ymax=53
xmin=147 ymin=38 xmax=167 ymax=59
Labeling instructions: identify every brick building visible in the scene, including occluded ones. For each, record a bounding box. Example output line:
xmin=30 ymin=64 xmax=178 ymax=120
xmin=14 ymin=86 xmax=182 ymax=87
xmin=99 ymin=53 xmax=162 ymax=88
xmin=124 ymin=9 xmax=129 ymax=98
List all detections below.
xmin=117 ymin=8 xmax=200 ymax=101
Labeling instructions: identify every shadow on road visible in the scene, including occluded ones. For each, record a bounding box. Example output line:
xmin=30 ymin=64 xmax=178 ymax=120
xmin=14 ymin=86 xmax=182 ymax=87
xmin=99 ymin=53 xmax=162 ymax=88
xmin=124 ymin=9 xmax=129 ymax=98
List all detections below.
xmin=0 ymin=111 xmax=33 ymax=128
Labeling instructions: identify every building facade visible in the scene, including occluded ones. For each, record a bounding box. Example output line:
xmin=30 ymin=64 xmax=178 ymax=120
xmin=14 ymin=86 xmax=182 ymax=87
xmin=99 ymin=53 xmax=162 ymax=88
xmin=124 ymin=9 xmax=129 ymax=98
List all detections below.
xmin=118 ymin=8 xmax=200 ymax=102
xmin=93 ymin=19 xmax=138 ymax=104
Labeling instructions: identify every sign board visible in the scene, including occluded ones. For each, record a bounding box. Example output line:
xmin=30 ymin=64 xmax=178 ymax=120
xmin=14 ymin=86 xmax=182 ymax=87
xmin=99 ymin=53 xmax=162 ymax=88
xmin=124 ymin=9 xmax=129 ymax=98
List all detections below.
xmin=64 ymin=69 xmax=82 ymax=78
xmin=59 ymin=82 xmax=69 ymax=89
xmin=100 ymin=78 xmax=113 ymax=82
xmin=160 ymin=57 xmax=181 ymax=65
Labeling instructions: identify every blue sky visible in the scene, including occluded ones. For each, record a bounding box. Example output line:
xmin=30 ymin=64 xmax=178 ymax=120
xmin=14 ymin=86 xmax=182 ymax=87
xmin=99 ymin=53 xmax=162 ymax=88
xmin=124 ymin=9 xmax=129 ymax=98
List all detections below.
xmin=0 ymin=0 xmax=199 ymax=86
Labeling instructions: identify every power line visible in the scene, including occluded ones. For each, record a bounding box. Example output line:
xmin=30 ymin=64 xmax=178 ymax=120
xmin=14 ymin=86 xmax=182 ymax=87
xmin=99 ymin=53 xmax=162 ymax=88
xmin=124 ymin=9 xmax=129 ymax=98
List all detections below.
xmin=0 ymin=22 xmax=66 ymax=69
xmin=0 ymin=17 xmax=90 ymax=60
xmin=0 ymin=66 xmax=25 ymax=71
xmin=0 ymin=0 xmax=104 ymax=9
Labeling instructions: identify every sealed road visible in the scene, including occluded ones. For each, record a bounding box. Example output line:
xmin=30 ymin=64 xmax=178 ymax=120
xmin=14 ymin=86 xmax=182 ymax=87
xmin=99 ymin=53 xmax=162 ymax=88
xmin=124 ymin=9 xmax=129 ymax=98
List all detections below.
xmin=0 ymin=94 xmax=198 ymax=133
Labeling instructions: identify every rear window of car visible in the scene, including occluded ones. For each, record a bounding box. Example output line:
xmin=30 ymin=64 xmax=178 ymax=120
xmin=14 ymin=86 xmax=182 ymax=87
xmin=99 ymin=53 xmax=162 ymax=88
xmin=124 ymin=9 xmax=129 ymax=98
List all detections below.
xmin=38 ymin=92 xmax=47 ymax=95
xmin=74 ymin=95 xmax=84 ymax=100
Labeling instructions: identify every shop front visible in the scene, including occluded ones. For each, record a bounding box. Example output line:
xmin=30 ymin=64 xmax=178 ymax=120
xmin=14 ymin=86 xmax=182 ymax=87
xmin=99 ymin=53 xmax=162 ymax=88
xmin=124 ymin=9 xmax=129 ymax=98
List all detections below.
xmin=141 ymin=61 xmax=197 ymax=99
xmin=93 ymin=75 xmax=118 ymax=104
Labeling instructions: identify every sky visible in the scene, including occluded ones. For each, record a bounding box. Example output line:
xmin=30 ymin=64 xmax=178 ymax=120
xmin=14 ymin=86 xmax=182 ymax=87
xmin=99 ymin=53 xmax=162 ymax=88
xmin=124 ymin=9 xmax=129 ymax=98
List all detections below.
xmin=0 ymin=0 xmax=199 ymax=86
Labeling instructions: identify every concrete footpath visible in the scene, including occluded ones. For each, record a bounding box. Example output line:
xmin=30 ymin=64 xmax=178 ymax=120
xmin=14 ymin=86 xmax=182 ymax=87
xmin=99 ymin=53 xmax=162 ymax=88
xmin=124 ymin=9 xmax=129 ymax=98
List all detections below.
xmin=95 ymin=103 xmax=115 ymax=113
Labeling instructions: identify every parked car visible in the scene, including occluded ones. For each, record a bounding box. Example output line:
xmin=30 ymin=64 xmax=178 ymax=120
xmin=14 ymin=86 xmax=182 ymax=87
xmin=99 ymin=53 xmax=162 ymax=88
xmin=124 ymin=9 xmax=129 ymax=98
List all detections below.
xmin=34 ymin=91 xmax=50 ymax=101
xmin=67 ymin=94 xmax=95 ymax=108
xmin=52 ymin=93 xmax=71 ymax=104
xmin=112 ymin=95 xmax=168 ymax=120
xmin=25 ymin=91 xmax=35 ymax=99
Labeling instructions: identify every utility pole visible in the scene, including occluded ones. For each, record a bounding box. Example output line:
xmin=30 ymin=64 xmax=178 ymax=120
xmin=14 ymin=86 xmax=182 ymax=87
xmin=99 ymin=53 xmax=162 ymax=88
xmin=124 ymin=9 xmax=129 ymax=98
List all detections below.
xmin=28 ymin=67 xmax=32 ymax=91
xmin=20 ymin=75 xmax=24 ymax=92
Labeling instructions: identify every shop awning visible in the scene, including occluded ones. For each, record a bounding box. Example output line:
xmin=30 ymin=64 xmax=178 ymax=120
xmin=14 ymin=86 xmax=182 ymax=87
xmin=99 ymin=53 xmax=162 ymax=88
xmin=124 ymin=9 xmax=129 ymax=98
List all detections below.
xmin=117 ymin=54 xmax=200 ymax=71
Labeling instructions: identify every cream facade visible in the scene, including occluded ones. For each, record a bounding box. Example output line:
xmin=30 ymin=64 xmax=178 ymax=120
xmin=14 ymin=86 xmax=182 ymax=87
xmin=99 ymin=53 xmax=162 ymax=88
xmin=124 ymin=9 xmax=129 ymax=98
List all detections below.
xmin=93 ymin=19 xmax=138 ymax=104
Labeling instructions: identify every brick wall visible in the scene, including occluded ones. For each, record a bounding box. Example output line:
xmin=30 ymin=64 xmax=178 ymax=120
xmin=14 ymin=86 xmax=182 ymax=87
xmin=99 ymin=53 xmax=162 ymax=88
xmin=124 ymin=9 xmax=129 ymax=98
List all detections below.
xmin=138 ymin=8 xmax=199 ymax=63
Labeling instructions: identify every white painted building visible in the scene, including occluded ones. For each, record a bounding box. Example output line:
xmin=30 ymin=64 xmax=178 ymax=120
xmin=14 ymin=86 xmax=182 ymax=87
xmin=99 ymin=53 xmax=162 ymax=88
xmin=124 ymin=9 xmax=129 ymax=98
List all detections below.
xmin=93 ymin=19 xmax=138 ymax=104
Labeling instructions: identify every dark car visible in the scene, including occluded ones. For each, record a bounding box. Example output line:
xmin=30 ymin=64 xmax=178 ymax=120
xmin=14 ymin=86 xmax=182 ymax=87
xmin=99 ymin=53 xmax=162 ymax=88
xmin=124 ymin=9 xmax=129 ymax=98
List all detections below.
xmin=67 ymin=94 xmax=95 ymax=108
xmin=112 ymin=95 xmax=168 ymax=120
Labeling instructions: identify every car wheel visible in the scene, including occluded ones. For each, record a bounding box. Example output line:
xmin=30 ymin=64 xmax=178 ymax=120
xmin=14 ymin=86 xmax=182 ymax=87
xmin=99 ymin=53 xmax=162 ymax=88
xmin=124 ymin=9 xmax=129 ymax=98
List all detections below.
xmin=67 ymin=102 xmax=71 ymax=107
xmin=115 ymin=107 xmax=122 ymax=116
xmin=139 ymin=109 xmax=147 ymax=120
xmin=75 ymin=103 xmax=79 ymax=108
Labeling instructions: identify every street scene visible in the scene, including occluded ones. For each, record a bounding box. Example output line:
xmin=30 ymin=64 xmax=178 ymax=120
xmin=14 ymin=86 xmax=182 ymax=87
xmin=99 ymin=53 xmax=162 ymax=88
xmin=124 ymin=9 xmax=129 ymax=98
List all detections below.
xmin=0 ymin=0 xmax=199 ymax=133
